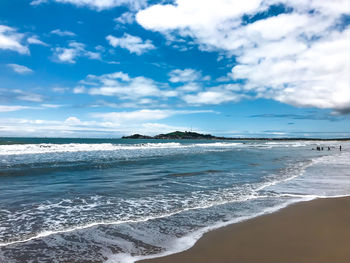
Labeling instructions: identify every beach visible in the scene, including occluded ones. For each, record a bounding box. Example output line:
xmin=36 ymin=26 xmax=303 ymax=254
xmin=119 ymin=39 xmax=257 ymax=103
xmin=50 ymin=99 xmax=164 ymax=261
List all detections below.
xmin=139 ymin=196 xmax=350 ymax=263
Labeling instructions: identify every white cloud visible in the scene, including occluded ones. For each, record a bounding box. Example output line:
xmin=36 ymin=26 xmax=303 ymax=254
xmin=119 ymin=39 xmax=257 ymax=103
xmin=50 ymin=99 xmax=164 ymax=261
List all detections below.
xmin=183 ymin=84 xmax=245 ymax=105
xmin=76 ymin=71 xmax=176 ymax=100
xmin=50 ymin=29 xmax=76 ymax=37
xmin=106 ymin=33 xmax=155 ymax=55
xmin=176 ymin=83 xmax=201 ymax=92
xmin=31 ymin=0 xmax=147 ymax=11
xmin=137 ymin=0 xmax=350 ymax=113
xmin=73 ymin=86 xmax=86 ymax=94
xmin=184 ymin=91 xmax=239 ymax=105
xmin=0 ymin=25 xmax=29 ymax=54
xmin=168 ymin=68 xmax=201 ymax=83
xmin=0 ymin=108 xmax=214 ymax=137
xmin=0 ymin=105 xmax=31 ymax=112
xmin=93 ymin=109 xmax=173 ymax=123
xmin=53 ymin=41 xmax=101 ymax=63
xmin=0 ymin=104 xmax=63 ymax=113
xmin=75 ymin=70 xmax=246 ymax=106
xmin=7 ymin=64 xmax=33 ymax=74
xmin=232 ymin=28 xmax=350 ymax=111
xmin=64 ymin=116 xmax=82 ymax=124
xmin=27 ymin=36 xmax=48 ymax=46
xmin=88 ymin=76 xmax=159 ymax=97
xmin=0 ymin=89 xmax=43 ymax=102
xmin=16 ymin=93 xmax=43 ymax=102
xmin=0 ymin=117 xmax=115 ymax=137
xmin=52 ymin=87 xmax=69 ymax=93
xmin=30 ymin=0 xmax=47 ymax=5
xmin=92 ymin=109 xmax=214 ymax=123
xmin=0 ymin=116 xmax=196 ymax=137
xmin=139 ymin=122 xmax=190 ymax=134
xmin=115 ymin=12 xmax=135 ymax=24
xmin=41 ymin=104 xmax=64 ymax=108
xmin=91 ymin=98 xmax=164 ymax=109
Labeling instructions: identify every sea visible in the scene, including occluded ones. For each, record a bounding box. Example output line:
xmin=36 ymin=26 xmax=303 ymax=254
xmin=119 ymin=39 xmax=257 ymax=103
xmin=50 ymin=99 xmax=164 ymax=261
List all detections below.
xmin=0 ymin=138 xmax=349 ymax=263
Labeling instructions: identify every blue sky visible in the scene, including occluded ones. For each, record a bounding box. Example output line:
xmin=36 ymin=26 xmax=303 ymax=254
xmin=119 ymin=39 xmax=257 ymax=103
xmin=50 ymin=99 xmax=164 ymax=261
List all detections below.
xmin=0 ymin=0 xmax=349 ymax=138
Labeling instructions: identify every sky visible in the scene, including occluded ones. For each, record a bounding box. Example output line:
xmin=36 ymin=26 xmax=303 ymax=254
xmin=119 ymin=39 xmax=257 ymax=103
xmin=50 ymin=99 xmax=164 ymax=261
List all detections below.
xmin=0 ymin=0 xmax=349 ymax=138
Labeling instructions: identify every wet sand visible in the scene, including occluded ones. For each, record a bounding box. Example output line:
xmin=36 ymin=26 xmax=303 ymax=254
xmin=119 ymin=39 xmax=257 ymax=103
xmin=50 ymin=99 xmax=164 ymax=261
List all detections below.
xmin=138 ymin=197 xmax=350 ymax=263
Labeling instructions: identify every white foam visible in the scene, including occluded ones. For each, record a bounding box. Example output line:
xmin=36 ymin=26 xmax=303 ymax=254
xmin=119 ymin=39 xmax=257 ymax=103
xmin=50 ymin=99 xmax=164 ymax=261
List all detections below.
xmin=116 ymin=195 xmax=324 ymax=263
xmin=0 ymin=192 xmax=261 ymax=247
xmin=0 ymin=164 xmax=312 ymax=249
xmin=0 ymin=143 xmax=187 ymax=155
xmin=0 ymin=154 xmax=319 ymax=247
xmin=0 ymin=142 xmax=250 ymax=156
xmin=1 ymin=140 xmax=330 ymax=156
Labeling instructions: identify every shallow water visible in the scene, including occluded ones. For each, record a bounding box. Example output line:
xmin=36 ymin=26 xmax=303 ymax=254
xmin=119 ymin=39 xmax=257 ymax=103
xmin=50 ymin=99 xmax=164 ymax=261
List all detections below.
xmin=0 ymin=138 xmax=349 ymax=263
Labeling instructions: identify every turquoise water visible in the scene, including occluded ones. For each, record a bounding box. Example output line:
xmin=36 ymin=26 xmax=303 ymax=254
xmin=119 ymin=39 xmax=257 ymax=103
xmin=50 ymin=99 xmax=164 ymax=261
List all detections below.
xmin=0 ymin=139 xmax=349 ymax=263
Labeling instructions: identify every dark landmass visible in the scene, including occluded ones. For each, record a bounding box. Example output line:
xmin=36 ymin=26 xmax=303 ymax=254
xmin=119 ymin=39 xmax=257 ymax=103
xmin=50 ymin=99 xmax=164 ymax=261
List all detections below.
xmin=122 ymin=131 xmax=350 ymax=141
xmin=120 ymin=134 xmax=153 ymax=139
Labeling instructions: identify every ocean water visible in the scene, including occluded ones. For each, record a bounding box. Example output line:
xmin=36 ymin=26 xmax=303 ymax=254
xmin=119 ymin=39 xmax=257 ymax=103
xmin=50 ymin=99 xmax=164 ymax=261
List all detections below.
xmin=0 ymin=138 xmax=349 ymax=263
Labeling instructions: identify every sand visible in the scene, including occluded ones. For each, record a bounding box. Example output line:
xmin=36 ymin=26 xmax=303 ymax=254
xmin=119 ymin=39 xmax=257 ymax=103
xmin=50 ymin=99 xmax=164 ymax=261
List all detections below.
xmin=138 ymin=197 xmax=350 ymax=263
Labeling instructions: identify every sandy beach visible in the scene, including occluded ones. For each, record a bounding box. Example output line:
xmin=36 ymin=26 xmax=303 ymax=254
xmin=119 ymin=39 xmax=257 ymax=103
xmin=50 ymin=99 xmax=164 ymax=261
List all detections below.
xmin=139 ymin=197 xmax=350 ymax=263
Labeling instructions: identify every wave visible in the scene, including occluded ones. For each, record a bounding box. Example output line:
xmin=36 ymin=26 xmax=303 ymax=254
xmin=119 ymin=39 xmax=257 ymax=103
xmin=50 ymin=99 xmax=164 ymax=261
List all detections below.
xmin=0 ymin=140 xmax=322 ymax=156
xmin=108 ymin=194 xmax=338 ymax=263
xmin=0 ymin=143 xmax=182 ymax=155
xmin=0 ymin=192 xmax=264 ymax=247
xmin=1 ymin=143 xmax=348 ymax=263
xmin=0 ymin=142 xmax=246 ymax=156
xmin=0 ymin=156 xmax=315 ymax=247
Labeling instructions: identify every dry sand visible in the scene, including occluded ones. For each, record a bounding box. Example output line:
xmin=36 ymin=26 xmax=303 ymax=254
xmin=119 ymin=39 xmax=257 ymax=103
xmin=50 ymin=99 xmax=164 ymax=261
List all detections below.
xmin=138 ymin=197 xmax=350 ymax=263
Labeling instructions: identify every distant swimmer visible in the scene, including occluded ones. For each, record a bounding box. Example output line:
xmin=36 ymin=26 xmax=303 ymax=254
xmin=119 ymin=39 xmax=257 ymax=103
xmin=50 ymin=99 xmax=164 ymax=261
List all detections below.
xmin=328 ymin=147 xmax=330 ymax=151
xmin=340 ymin=145 xmax=342 ymax=151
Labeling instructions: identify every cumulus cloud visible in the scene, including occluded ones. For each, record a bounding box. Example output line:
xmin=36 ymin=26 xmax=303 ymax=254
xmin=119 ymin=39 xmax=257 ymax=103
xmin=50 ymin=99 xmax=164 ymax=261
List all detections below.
xmin=7 ymin=64 xmax=33 ymax=74
xmin=0 ymin=89 xmax=43 ymax=103
xmin=75 ymin=70 xmax=247 ymax=106
xmin=92 ymin=109 xmax=214 ymax=123
xmin=106 ymin=33 xmax=155 ymax=55
xmin=31 ymin=0 xmax=146 ymax=11
xmin=0 ymin=25 xmax=29 ymax=54
xmin=30 ymin=0 xmax=47 ymax=5
xmin=50 ymin=29 xmax=76 ymax=37
xmin=27 ymin=36 xmax=48 ymax=46
xmin=53 ymin=41 xmax=101 ymax=63
xmin=0 ymin=117 xmax=116 ymax=137
xmin=183 ymin=84 xmax=245 ymax=105
xmin=136 ymin=0 xmax=350 ymax=113
xmin=168 ymin=68 xmax=201 ymax=83
xmin=52 ymin=87 xmax=69 ymax=93
xmin=41 ymin=104 xmax=65 ymax=108
xmin=115 ymin=12 xmax=135 ymax=24
xmin=75 ymin=71 xmax=176 ymax=100
xmin=93 ymin=109 xmax=174 ymax=122
xmin=0 ymin=105 xmax=31 ymax=112
xmin=15 ymin=92 xmax=43 ymax=102
xmin=0 ymin=104 xmax=61 ymax=113
xmin=0 ymin=115 xmax=201 ymax=137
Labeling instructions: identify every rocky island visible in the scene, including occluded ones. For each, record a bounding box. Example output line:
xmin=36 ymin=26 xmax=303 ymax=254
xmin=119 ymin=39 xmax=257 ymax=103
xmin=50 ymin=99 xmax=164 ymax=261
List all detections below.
xmin=122 ymin=131 xmax=217 ymax=140
xmin=122 ymin=131 xmax=350 ymax=141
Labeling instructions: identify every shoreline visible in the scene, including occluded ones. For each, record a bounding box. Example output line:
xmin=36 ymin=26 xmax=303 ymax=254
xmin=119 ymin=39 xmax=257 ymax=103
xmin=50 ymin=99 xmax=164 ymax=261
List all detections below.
xmin=137 ymin=196 xmax=350 ymax=263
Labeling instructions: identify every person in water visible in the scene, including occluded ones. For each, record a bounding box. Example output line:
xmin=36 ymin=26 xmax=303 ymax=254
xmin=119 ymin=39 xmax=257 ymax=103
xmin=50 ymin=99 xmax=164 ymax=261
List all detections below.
xmin=340 ymin=145 xmax=342 ymax=151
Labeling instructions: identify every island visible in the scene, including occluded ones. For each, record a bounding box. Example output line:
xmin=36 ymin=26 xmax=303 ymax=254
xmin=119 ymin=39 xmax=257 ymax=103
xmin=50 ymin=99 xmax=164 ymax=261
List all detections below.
xmin=122 ymin=131 xmax=217 ymax=140
xmin=122 ymin=131 xmax=350 ymax=141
